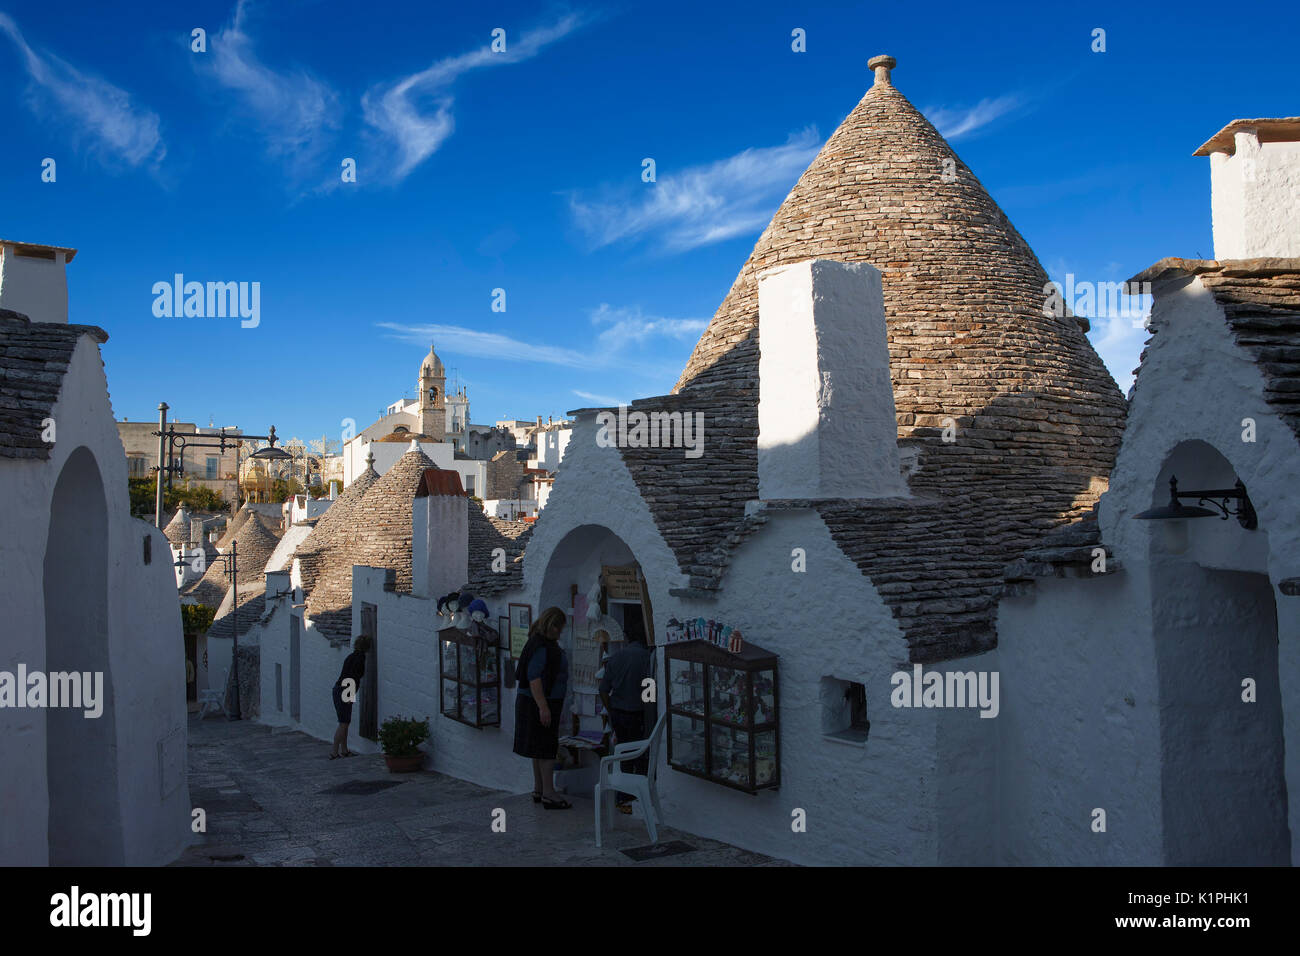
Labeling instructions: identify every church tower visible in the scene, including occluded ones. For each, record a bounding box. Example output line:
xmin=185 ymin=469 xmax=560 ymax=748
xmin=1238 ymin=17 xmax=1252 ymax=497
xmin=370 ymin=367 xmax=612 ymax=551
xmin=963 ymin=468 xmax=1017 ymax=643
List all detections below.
xmin=417 ymin=344 xmax=446 ymax=441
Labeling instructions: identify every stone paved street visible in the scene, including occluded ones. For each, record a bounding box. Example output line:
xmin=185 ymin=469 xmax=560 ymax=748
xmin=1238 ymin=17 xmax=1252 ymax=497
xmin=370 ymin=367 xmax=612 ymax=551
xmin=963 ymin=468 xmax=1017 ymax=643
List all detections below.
xmin=173 ymin=716 xmax=791 ymax=867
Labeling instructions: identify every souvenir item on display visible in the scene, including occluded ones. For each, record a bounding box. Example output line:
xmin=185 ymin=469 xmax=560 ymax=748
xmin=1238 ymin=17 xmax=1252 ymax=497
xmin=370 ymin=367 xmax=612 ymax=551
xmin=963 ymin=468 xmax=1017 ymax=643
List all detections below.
xmin=435 ymin=592 xmax=460 ymax=631
xmin=439 ymin=619 xmax=501 ymax=728
xmin=663 ymin=638 xmax=779 ymax=792
xmin=466 ymin=598 xmax=496 ymax=640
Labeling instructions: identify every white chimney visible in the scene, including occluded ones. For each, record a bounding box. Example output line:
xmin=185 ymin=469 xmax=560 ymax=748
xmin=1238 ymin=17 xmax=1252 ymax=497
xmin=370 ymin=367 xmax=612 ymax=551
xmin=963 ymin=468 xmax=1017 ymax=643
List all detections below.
xmin=0 ymin=240 xmax=75 ymax=323
xmin=757 ymin=259 xmax=904 ymax=500
xmin=411 ymin=471 xmax=468 ymax=599
xmin=1197 ymin=118 xmax=1300 ymax=259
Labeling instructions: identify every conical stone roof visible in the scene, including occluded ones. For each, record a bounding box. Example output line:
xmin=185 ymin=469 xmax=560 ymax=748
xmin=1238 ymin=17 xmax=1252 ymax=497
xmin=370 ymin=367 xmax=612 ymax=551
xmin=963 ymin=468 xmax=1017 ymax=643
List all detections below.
xmin=162 ymin=506 xmax=192 ymax=547
xmin=294 ymin=461 xmax=380 ymax=596
xmin=614 ymin=57 xmax=1127 ymax=662
xmin=306 ymin=448 xmax=434 ymax=638
xmin=216 ymin=505 xmax=255 ymax=549
xmin=184 ymin=512 xmax=283 ymax=611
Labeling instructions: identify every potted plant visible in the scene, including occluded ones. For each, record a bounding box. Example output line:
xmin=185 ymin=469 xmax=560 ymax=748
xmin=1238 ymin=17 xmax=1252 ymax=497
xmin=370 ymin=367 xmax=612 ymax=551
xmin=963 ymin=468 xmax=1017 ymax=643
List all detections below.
xmin=379 ymin=715 xmax=430 ymax=773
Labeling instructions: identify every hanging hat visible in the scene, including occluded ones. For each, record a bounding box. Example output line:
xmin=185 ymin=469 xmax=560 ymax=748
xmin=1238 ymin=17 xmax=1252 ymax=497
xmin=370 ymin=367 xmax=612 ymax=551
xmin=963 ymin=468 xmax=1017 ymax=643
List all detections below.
xmin=467 ymin=598 xmax=489 ymax=617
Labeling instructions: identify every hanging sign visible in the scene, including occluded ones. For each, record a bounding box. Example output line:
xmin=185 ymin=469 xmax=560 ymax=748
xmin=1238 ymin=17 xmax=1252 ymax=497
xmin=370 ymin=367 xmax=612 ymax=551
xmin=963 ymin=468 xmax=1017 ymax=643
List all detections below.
xmin=602 ymin=565 xmax=641 ymax=602
xmin=508 ymin=604 xmax=531 ymax=659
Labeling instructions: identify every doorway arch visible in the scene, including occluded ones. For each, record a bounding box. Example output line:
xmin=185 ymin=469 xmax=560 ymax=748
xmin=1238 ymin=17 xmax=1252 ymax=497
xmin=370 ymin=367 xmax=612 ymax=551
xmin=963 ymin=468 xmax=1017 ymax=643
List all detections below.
xmin=44 ymin=445 xmax=123 ymax=865
xmin=1147 ymin=440 xmax=1289 ymax=863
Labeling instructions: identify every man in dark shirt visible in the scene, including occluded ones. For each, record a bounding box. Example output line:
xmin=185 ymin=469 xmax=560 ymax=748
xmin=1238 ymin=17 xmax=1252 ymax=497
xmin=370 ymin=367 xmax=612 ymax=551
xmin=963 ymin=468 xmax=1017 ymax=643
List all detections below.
xmin=331 ymin=635 xmax=371 ymax=758
xmin=599 ymin=630 xmax=654 ymax=810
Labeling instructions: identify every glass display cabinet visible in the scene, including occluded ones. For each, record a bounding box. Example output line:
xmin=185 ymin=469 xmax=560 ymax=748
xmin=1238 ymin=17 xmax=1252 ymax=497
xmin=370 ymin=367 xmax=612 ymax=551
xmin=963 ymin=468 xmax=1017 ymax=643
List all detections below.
xmin=664 ymin=639 xmax=778 ymax=793
xmin=439 ymin=626 xmax=501 ymax=728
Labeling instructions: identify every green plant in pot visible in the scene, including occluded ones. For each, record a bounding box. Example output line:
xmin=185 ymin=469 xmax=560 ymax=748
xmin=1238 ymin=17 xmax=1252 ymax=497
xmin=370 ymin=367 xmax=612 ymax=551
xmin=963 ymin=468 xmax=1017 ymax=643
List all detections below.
xmin=379 ymin=715 xmax=430 ymax=773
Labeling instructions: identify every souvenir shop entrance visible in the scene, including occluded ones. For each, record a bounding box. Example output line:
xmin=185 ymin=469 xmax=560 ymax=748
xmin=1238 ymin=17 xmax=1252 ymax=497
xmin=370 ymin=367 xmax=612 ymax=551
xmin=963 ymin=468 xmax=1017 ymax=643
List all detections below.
xmin=535 ymin=525 xmax=658 ymax=789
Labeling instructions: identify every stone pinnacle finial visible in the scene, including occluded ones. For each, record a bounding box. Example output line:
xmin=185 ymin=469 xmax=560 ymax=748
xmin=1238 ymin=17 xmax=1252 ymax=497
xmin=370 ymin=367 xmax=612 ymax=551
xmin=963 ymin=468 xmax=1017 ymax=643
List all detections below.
xmin=869 ymin=54 xmax=896 ymax=86
xmin=365 ymin=449 xmax=376 ymax=470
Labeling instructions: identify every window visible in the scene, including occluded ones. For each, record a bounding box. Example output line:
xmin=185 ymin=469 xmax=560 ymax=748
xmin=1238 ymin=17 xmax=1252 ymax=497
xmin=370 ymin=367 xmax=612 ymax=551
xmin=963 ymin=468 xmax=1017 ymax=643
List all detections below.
xmin=206 ymin=457 xmax=219 ymax=479
xmin=822 ymin=677 xmax=869 ymax=744
xmin=465 ymin=474 xmax=475 ymax=494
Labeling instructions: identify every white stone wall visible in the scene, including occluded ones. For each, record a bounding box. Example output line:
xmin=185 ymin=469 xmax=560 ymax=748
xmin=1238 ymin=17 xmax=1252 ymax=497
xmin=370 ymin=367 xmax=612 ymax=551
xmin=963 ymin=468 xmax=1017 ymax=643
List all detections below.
xmin=353 ymin=567 xmax=527 ymax=788
xmin=0 ymin=336 xmax=190 ymax=865
xmin=999 ymin=270 xmax=1300 ymax=864
xmin=1104 ymin=272 xmax=1300 ymax=862
xmin=0 ymin=246 xmax=69 ymax=324
xmin=997 ymin=574 xmax=1164 ymax=864
xmin=1209 ymin=134 xmax=1300 ymax=259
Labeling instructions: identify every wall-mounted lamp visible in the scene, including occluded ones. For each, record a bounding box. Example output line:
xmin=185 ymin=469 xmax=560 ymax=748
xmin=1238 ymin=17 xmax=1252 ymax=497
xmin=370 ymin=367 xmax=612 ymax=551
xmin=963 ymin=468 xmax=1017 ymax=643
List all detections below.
xmin=1133 ymin=476 xmax=1258 ymax=530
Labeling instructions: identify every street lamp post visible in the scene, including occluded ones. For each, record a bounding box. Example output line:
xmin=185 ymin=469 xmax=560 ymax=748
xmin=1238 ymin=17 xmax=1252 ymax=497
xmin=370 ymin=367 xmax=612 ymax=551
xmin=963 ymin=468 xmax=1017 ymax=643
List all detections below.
xmin=153 ymin=413 xmax=286 ymax=528
xmin=208 ymin=540 xmax=243 ymax=720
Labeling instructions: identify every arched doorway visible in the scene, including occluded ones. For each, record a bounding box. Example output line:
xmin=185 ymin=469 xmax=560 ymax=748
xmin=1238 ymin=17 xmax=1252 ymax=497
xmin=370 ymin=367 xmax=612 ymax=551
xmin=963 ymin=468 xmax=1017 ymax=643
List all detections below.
xmin=44 ymin=446 xmax=123 ymax=865
xmin=538 ymin=525 xmax=655 ymax=746
xmin=538 ymin=524 xmax=650 ymax=640
xmin=1147 ymin=441 xmax=1289 ymax=863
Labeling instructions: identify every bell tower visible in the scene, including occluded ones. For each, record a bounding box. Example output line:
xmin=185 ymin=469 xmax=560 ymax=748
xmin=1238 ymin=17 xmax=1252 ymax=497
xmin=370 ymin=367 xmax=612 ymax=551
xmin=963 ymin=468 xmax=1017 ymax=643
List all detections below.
xmin=418 ymin=343 xmax=446 ymax=441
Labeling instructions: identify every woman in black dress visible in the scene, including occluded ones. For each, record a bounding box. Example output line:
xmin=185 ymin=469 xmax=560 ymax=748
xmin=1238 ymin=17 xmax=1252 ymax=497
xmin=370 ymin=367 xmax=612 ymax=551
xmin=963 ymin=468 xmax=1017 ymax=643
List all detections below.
xmin=331 ymin=635 xmax=371 ymax=758
xmin=513 ymin=607 xmax=570 ymax=808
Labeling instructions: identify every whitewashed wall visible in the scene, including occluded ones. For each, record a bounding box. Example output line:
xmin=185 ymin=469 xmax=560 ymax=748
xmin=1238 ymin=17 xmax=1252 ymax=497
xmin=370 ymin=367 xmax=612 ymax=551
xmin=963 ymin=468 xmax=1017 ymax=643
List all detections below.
xmin=0 ymin=335 xmax=190 ymax=865
xmin=1209 ymin=135 xmax=1300 ymax=259
xmin=0 ymin=246 xmax=69 ymax=323
xmin=1104 ymin=272 xmax=1300 ymax=862
xmin=999 ymin=270 xmax=1300 ymax=865
xmin=997 ymin=573 xmax=1164 ymax=864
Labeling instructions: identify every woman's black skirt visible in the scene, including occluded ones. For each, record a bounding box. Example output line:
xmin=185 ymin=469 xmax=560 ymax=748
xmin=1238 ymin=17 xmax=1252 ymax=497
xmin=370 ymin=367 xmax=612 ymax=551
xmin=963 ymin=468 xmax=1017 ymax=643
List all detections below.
xmin=332 ymin=684 xmax=353 ymax=724
xmin=513 ymin=696 xmax=562 ymax=759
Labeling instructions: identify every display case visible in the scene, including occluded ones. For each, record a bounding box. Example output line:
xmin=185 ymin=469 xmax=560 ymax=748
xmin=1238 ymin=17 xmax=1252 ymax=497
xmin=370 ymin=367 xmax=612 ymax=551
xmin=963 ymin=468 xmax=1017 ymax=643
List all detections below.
xmin=438 ymin=626 xmax=501 ymax=728
xmin=664 ymin=639 xmax=778 ymax=793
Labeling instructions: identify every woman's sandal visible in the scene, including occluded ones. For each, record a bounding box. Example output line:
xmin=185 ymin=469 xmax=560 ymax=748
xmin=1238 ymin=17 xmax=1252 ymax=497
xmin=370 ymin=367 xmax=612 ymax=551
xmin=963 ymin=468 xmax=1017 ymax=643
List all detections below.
xmin=532 ymin=792 xmax=542 ymax=804
xmin=541 ymin=796 xmax=572 ymax=810
xmin=329 ymin=753 xmax=340 ymax=760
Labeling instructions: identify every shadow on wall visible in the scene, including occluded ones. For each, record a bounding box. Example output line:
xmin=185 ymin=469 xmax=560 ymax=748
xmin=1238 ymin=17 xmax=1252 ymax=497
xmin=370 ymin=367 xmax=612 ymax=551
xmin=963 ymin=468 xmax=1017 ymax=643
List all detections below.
xmin=45 ymin=445 xmax=123 ymax=865
xmin=1143 ymin=440 xmax=1289 ymax=864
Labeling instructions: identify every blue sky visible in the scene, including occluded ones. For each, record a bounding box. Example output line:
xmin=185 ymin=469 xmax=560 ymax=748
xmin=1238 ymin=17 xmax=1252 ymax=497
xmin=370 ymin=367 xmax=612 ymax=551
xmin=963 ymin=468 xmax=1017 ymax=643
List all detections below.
xmin=2 ymin=0 xmax=1296 ymax=446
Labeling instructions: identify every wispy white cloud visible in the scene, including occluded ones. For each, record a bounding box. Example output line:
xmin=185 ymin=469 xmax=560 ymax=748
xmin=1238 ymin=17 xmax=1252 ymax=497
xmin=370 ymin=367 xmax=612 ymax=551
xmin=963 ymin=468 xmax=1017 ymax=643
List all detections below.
xmin=1088 ymin=308 xmax=1148 ymax=396
xmin=0 ymin=12 xmax=163 ymax=167
xmin=573 ymin=389 xmax=626 ymax=407
xmin=378 ymin=301 xmax=704 ymax=379
xmin=378 ymin=322 xmax=590 ymax=367
xmin=198 ymin=0 xmax=340 ymax=165
xmin=925 ymin=94 xmax=1022 ymax=141
xmin=590 ymin=303 xmax=706 ymax=348
xmin=1047 ymin=262 xmax=1150 ymax=396
xmin=568 ymin=128 xmax=823 ymax=253
xmin=363 ymin=14 xmax=586 ymax=182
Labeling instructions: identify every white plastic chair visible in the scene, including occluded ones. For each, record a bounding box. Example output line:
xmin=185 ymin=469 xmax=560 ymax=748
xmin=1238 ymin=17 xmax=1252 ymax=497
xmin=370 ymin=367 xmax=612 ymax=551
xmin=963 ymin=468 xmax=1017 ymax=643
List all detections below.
xmin=594 ymin=711 xmax=667 ymax=847
xmin=198 ymin=669 xmax=227 ymax=718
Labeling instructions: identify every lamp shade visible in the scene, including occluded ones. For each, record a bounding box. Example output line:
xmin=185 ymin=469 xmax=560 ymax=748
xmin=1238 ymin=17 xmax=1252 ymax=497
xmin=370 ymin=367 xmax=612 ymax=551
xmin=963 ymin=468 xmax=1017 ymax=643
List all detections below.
xmin=1133 ymin=476 xmax=1218 ymax=521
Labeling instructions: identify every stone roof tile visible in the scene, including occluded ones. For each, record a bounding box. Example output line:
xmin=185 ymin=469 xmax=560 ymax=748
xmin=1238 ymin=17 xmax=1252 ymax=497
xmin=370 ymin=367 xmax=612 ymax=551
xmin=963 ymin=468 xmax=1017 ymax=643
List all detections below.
xmin=0 ymin=310 xmax=109 ymax=460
